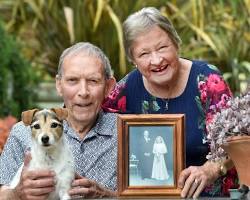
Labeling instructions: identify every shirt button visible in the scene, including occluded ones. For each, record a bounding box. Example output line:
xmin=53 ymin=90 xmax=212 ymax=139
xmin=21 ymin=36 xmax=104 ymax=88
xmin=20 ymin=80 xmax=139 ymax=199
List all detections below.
xmin=80 ymin=144 xmax=84 ymax=152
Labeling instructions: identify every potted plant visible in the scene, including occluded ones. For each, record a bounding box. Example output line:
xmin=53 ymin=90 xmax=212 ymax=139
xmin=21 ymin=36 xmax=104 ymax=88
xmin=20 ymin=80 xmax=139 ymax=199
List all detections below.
xmin=206 ymin=86 xmax=250 ymax=197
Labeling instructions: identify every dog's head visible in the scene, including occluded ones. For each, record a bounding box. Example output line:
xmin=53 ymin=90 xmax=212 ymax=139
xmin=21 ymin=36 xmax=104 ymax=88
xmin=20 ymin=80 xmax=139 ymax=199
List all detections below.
xmin=22 ymin=108 xmax=68 ymax=148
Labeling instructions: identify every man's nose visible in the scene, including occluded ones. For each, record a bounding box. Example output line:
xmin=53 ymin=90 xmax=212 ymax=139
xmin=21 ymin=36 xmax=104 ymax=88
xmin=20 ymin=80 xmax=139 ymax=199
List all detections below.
xmin=78 ymin=80 xmax=89 ymax=97
xmin=150 ymin=52 xmax=163 ymax=65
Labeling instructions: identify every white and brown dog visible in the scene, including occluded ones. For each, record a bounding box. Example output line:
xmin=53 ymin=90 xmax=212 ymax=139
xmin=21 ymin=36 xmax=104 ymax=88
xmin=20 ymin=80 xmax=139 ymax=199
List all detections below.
xmin=10 ymin=108 xmax=74 ymax=200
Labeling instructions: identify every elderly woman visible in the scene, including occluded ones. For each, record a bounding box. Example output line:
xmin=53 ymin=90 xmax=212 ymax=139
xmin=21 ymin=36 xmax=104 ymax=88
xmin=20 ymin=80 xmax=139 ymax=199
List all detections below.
xmin=103 ymin=7 xmax=238 ymax=198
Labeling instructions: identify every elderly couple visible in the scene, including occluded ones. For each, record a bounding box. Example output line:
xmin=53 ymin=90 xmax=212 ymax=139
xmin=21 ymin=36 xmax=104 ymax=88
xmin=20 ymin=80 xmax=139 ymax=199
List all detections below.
xmin=0 ymin=7 xmax=236 ymax=199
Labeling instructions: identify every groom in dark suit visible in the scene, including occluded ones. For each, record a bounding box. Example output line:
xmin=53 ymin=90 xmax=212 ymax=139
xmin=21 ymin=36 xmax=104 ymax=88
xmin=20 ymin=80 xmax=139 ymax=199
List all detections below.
xmin=138 ymin=130 xmax=154 ymax=180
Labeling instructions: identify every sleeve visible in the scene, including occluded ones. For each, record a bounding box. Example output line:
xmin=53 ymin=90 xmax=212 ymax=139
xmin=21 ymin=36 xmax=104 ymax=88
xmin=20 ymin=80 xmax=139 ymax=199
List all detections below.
xmin=196 ymin=63 xmax=239 ymax=196
xmin=195 ymin=63 xmax=233 ymax=138
xmin=161 ymin=143 xmax=167 ymax=154
xmin=102 ymin=74 xmax=129 ymax=113
xmin=0 ymin=123 xmax=30 ymax=185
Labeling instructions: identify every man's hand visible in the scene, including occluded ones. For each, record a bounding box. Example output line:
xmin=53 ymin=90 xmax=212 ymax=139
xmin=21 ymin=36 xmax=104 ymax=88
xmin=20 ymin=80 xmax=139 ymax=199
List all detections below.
xmin=69 ymin=173 xmax=117 ymax=198
xmin=144 ymin=153 xmax=150 ymax=156
xmin=14 ymin=153 xmax=56 ymax=200
xmin=178 ymin=161 xmax=221 ymax=199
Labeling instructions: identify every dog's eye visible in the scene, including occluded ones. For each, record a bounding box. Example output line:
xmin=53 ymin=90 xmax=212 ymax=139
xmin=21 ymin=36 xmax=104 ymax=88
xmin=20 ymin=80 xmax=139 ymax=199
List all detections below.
xmin=51 ymin=122 xmax=58 ymax=128
xmin=33 ymin=124 xmax=40 ymax=129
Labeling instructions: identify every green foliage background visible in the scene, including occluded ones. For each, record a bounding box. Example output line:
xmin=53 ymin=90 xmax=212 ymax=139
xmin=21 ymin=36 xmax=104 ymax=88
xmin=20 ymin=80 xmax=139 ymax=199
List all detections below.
xmin=0 ymin=22 xmax=38 ymax=118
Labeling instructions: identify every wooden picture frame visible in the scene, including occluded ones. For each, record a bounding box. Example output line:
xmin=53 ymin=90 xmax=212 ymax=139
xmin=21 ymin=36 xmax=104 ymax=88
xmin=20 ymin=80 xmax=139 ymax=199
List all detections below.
xmin=117 ymin=114 xmax=185 ymax=197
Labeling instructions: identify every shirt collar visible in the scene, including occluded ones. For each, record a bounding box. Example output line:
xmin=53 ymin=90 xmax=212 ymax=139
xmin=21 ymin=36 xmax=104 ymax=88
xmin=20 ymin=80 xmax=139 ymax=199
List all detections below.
xmin=63 ymin=109 xmax=116 ymax=140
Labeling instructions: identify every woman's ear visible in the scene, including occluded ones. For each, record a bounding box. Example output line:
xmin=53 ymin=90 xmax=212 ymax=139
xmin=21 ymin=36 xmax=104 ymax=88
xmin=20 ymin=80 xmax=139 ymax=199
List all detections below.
xmin=105 ymin=77 xmax=116 ymax=98
xmin=132 ymin=60 xmax=137 ymax=68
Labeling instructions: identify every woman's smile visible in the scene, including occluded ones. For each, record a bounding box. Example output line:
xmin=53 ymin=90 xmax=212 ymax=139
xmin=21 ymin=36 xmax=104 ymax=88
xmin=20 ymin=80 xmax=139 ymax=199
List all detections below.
xmin=151 ymin=64 xmax=169 ymax=73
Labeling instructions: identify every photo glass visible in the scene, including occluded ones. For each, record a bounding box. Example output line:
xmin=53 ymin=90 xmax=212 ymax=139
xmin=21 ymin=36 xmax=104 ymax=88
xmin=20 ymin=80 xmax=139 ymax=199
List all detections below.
xmin=129 ymin=125 xmax=174 ymax=186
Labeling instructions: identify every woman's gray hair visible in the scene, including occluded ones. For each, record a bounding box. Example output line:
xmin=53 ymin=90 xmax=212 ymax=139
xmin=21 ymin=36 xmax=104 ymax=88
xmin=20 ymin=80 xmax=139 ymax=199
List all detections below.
xmin=57 ymin=42 xmax=113 ymax=79
xmin=123 ymin=7 xmax=182 ymax=62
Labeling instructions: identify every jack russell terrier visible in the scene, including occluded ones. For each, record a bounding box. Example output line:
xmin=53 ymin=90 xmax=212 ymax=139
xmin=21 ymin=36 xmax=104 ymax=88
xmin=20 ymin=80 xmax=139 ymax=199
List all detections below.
xmin=10 ymin=108 xmax=75 ymax=200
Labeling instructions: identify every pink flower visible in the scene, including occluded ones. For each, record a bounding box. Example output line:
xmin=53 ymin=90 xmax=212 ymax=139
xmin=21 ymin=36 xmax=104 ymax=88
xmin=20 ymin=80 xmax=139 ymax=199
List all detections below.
xmin=216 ymin=94 xmax=231 ymax=109
xmin=207 ymin=74 xmax=227 ymax=94
xmin=108 ymin=89 xmax=120 ymax=100
xmin=206 ymin=74 xmax=231 ymax=105
xmin=201 ymin=91 xmax=207 ymax=102
xmin=206 ymin=112 xmax=214 ymax=124
xmin=117 ymin=96 xmax=126 ymax=112
xmin=198 ymin=81 xmax=206 ymax=91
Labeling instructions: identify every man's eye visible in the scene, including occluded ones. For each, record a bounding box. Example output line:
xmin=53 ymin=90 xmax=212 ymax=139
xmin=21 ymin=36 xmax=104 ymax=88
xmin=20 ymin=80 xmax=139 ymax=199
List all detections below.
xmin=66 ymin=78 xmax=77 ymax=83
xmin=159 ymin=46 xmax=167 ymax=50
xmin=33 ymin=124 xmax=40 ymax=129
xmin=51 ymin=122 xmax=58 ymax=128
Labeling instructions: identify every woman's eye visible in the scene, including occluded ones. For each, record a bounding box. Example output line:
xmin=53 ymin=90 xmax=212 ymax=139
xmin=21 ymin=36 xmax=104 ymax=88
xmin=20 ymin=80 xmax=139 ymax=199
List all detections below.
xmin=51 ymin=122 xmax=58 ymax=128
xmin=139 ymin=52 xmax=148 ymax=57
xmin=33 ymin=124 xmax=40 ymax=129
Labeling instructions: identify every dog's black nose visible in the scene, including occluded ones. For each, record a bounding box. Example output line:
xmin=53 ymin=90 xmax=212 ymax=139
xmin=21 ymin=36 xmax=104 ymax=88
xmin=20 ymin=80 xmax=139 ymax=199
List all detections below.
xmin=41 ymin=135 xmax=49 ymax=144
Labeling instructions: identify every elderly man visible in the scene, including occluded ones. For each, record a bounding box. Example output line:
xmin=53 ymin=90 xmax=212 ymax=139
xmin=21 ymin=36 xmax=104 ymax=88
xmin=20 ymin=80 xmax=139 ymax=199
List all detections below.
xmin=0 ymin=42 xmax=117 ymax=199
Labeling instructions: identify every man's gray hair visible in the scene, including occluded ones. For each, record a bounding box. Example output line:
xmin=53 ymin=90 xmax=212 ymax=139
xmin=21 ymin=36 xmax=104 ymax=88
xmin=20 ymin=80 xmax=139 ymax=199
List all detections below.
xmin=57 ymin=42 xmax=113 ymax=79
xmin=123 ymin=7 xmax=182 ymax=62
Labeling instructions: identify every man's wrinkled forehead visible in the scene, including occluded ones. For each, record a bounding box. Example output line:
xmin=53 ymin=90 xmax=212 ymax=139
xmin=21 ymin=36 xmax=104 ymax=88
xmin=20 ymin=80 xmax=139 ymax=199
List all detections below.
xmin=61 ymin=52 xmax=105 ymax=76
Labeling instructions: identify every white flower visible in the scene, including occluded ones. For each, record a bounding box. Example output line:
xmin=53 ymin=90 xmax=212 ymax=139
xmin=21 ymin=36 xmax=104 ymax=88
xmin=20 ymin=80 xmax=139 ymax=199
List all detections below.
xmin=206 ymin=88 xmax=250 ymax=161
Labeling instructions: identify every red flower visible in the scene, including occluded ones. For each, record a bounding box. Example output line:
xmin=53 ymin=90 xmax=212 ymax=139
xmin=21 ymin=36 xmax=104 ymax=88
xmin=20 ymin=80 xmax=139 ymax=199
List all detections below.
xmin=117 ymin=96 xmax=126 ymax=112
xmin=201 ymin=90 xmax=207 ymax=102
xmin=206 ymin=74 xmax=230 ymax=104
xmin=207 ymin=74 xmax=227 ymax=94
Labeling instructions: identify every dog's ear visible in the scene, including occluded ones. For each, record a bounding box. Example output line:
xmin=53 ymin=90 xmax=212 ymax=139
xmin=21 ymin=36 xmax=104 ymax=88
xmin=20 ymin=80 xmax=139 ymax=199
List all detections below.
xmin=22 ymin=109 xmax=39 ymax=126
xmin=51 ymin=108 xmax=68 ymax=121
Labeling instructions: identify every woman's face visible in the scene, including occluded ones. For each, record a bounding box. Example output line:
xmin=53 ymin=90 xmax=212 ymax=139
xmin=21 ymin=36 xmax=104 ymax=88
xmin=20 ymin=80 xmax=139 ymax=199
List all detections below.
xmin=131 ymin=25 xmax=179 ymax=87
xmin=156 ymin=136 xmax=162 ymax=143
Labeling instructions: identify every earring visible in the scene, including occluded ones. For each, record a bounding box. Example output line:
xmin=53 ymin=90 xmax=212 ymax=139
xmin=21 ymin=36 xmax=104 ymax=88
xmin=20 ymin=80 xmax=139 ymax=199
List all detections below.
xmin=135 ymin=64 xmax=138 ymax=68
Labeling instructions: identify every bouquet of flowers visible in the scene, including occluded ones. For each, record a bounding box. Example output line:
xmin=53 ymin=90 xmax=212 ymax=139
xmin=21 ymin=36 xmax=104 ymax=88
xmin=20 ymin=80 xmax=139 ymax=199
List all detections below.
xmin=206 ymin=87 xmax=250 ymax=161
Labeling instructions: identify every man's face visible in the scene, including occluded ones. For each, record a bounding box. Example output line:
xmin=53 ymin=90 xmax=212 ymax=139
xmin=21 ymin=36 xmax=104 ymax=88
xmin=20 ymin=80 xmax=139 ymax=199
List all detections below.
xmin=144 ymin=131 xmax=149 ymax=138
xmin=56 ymin=53 xmax=114 ymax=125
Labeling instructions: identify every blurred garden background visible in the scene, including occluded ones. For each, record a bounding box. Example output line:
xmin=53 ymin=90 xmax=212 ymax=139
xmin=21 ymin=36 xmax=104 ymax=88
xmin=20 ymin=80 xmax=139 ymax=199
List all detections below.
xmin=0 ymin=0 xmax=249 ymax=121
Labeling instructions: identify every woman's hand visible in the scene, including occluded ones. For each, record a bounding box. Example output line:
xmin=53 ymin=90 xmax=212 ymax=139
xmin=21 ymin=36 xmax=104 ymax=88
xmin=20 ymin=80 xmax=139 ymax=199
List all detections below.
xmin=69 ymin=173 xmax=117 ymax=198
xmin=178 ymin=161 xmax=221 ymax=199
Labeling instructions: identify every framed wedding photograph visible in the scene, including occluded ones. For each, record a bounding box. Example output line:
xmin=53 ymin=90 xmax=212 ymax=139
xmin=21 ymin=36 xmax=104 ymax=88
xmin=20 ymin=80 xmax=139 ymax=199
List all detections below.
xmin=117 ymin=114 xmax=185 ymax=197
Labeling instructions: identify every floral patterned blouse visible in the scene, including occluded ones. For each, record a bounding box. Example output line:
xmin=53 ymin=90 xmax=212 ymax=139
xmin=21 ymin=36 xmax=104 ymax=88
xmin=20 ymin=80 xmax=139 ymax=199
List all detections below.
xmin=103 ymin=60 xmax=238 ymax=197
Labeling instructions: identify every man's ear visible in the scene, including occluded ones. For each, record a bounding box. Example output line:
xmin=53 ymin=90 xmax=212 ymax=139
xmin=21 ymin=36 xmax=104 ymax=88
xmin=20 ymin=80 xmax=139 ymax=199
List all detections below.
xmin=22 ymin=109 xmax=39 ymax=126
xmin=55 ymin=75 xmax=63 ymax=97
xmin=105 ymin=77 xmax=116 ymax=98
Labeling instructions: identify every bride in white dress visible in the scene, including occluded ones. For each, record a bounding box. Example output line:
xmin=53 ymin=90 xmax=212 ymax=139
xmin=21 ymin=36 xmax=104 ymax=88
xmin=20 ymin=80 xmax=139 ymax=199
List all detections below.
xmin=151 ymin=136 xmax=169 ymax=180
